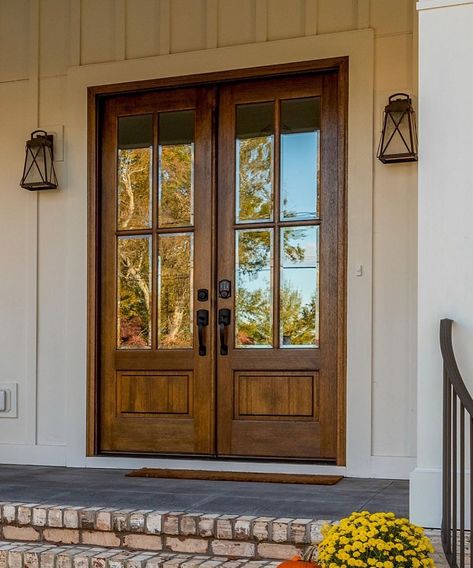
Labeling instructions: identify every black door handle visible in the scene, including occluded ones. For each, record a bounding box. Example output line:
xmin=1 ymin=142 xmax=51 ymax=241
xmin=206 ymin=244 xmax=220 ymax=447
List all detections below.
xmin=197 ymin=309 xmax=209 ymax=356
xmin=218 ymin=308 xmax=231 ymax=356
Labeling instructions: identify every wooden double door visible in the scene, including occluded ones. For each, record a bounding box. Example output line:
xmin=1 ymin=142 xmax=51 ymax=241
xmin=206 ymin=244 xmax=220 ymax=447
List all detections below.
xmin=98 ymin=70 xmax=344 ymax=461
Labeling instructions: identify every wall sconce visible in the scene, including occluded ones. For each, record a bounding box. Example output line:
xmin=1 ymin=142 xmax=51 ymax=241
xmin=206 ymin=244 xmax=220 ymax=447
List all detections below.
xmin=377 ymin=93 xmax=418 ymax=164
xmin=20 ymin=130 xmax=58 ymax=190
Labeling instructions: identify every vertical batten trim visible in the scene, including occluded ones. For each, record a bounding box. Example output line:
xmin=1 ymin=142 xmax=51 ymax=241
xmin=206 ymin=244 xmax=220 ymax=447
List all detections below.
xmin=26 ymin=0 xmax=40 ymax=446
xmin=115 ymin=0 xmax=126 ymax=60
xmin=356 ymin=0 xmax=370 ymax=29
xmin=304 ymin=0 xmax=318 ymax=35
xmin=255 ymin=0 xmax=268 ymax=42
xmin=68 ymin=0 xmax=81 ymax=66
xmin=205 ymin=0 xmax=218 ymax=49
xmin=159 ymin=0 xmax=171 ymax=55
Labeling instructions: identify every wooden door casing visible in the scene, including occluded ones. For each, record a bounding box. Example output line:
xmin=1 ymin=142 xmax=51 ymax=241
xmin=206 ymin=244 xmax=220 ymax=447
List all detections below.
xmin=90 ymin=60 xmax=347 ymax=462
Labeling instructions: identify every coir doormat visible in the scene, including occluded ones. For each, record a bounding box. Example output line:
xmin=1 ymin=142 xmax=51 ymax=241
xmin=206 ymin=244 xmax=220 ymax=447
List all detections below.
xmin=126 ymin=468 xmax=343 ymax=485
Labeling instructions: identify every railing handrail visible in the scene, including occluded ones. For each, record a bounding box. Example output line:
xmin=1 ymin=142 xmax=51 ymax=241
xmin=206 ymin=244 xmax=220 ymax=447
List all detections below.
xmin=440 ymin=318 xmax=473 ymax=416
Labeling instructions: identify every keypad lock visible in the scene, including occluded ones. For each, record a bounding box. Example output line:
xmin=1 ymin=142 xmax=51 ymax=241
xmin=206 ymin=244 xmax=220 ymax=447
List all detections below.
xmin=219 ymin=279 xmax=231 ymax=299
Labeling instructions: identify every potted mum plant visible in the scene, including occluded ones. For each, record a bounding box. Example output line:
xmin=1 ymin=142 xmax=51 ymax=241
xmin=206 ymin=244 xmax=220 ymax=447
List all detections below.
xmin=316 ymin=511 xmax=435 ymax=568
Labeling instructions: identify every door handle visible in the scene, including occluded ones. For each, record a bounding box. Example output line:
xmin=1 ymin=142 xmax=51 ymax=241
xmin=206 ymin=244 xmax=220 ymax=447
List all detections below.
xmin=218 ymin=308 xmax=231 ymax=356
xmin=197 ymin=309 xmax=209 ymax=356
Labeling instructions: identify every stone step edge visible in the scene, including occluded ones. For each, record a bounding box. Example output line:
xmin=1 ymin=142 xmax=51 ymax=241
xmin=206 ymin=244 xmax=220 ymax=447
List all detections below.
xmin=0 ymin=540 xmax=282 ymax=568
xmin=0 ymin=503 xmax=328 ymax=548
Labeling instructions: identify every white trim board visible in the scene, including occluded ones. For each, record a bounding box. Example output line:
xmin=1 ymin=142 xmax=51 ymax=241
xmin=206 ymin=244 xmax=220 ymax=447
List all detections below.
xmin=63 ymin=29 xmax=375 ymax=477
xmin=417 ymin=0 xmax=473 ymax=10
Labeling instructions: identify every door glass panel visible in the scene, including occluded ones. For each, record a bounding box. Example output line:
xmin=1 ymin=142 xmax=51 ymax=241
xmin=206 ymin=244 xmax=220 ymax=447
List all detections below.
xmin=280 ymin=226 xmax=319 ymax=348
xmin=117 ymin=236 xmax=152 ymax=349
xmin=236 ymin=102 xmax=274 ymax=223
xmin=158 ymin=111 xmax=195 ymax=228
xmin=158 ymin=233 xmax=193 ymax=349
xmin=235 ymin=228 xmax=273 ymax=348
xmin=280 ymin=98 xmax=320 ymax=221
xmin=118 ymin=115 xmax=153 ymax=229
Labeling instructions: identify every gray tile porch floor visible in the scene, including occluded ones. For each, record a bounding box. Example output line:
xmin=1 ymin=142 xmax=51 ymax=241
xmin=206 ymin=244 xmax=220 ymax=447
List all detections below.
xmin=0 ymin=465 xmax=408 ymax=520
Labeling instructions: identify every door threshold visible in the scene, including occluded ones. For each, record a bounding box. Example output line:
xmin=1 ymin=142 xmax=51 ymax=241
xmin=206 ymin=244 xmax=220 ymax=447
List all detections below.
xmin=85 ymin=455 xmax=347 ymax=476
xmin=126 ymin=467 xmax=343 ymax=484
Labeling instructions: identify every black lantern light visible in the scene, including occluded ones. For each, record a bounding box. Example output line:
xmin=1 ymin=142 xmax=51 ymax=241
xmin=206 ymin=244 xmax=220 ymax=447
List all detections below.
xmin=377 ymin=93 xmax=418 ymax=164
xmin=20 ymin=130 xmax=58 ymax=190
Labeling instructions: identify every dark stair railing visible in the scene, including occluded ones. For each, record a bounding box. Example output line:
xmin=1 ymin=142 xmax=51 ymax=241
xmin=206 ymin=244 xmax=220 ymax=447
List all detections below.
xmin=440 ymin=318 xmax=473 ymax=568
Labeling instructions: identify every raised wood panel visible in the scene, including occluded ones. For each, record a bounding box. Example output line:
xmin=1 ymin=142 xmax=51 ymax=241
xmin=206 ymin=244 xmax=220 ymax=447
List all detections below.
xmin=267 ymin=0 xmax=304 ymax=41
xmin=235 ymin=372 xmax=317 ymax=420
xmin=0 ymin=0 xmax=29 ymax=81
xmin=126 ymin=0 xmax=160 ymax=60
xmin=81 ymin=0 xmax=116 ymax=64
xmin=117 ymin=371 xmax=192 ymax=415
xmin=170 ymin=0 xmax=206 ymax=54
xmin=317 ymin=0 xmax=355 ymax=35
xmin=40 ymin=0 xmax=68 ymax=77
xmin=217 ymin=0 xmax=255 ymax=47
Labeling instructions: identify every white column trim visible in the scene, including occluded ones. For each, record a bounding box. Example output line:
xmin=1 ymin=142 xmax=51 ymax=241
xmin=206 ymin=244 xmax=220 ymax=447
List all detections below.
xmin=417 ymin=0 xmax=473 ymax=10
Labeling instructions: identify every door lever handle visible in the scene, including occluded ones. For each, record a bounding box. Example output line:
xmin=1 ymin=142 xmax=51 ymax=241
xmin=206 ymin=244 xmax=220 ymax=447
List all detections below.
xmin=197 ymin=309 xmax=209 ymax=356
xmin=218 ymin=308 xmax=231 ymax=356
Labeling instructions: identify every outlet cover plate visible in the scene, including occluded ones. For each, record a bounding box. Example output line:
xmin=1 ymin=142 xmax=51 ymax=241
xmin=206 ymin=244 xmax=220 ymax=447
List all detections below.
xmin=0 ymin=383 xmax=18 ymax=418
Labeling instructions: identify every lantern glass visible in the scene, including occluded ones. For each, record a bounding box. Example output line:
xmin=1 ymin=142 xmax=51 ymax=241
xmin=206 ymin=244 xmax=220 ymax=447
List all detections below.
xmin=377 ymin=93 xmax=417 ymax=164
xmin=20 ymin=130 xmax=58 ymax=190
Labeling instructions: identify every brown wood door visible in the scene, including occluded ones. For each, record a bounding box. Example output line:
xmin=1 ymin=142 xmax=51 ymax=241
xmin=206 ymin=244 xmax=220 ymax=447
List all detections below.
xmin=97 ymin=70 xmax=344 ymax=460
xmin=100 ymin=87 xmax=216 ymax=454
xmin=216 ymin=73 xmax=342 ymax=460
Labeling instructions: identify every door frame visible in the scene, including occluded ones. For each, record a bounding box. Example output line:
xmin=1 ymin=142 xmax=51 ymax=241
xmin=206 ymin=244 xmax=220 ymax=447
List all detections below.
xmin=87 ymin=56 xmax=348 ymax=464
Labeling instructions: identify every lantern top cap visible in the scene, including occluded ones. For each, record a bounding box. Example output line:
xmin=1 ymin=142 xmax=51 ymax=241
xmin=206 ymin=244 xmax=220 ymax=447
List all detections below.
xmin=385 ymin=93 xmax=414 ymax=113
xmin=26 ymin=129 xmax=53 ymax=148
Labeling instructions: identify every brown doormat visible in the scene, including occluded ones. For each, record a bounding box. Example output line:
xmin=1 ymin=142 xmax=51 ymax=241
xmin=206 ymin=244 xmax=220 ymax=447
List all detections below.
xmin=126 ymin=468 xmax=343 ymax=485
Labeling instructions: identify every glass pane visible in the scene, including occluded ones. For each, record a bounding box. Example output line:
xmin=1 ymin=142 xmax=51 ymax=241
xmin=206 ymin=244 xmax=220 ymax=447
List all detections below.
xmin=280 ymin=226 xmax=319 ymax=348
xmin=158 ymin=111 xmax=195 ymax=228
xmin=117 ymin=236 xmax=152 ymax=349
xmin=158 ymin=233 xmax=193 ymax=349
xmin=280 ymin=98 xmax=320 ymax=221
xmin=236 ymin=102 xmax=274 ymax=223
xmin=118 ymin=115 xmax=153 ymax=229
xmin=235 ymin=229 xmax=273 ymax=348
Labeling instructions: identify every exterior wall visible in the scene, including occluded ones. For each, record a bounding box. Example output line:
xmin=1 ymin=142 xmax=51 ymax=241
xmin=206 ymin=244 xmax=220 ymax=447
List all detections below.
xmin=411 ymin=0 xmax=473 ymax=528
xmin=0 ymin=0 xmax=417 ymax=479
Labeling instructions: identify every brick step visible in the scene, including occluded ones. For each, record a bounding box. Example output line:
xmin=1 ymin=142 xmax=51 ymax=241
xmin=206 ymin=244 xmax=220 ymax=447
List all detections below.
xmin=0 ymin=540 xmax=282 ymax=568
xmin=0 ymin=503 xmax=326 ymax=561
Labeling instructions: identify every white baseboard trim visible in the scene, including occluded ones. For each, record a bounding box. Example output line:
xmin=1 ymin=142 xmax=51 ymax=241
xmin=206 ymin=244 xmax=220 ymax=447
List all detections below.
xmin=0 ymin=444 xmax=66 ymax=466
xmin=410 ymin=467 xmax=442 ymax=528
xmin=370 ymin=456 xmax=416 ymax=479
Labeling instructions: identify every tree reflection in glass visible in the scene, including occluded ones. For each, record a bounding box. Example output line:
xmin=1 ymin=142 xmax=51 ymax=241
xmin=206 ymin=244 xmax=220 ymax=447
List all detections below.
xmin=159 ymin=111 xmax=195 ymax=228
xmin=117 ymin=236 xmax=151 ymax=349
xmin=236 ymin=102 xmax=274 ymax=223
xmin=118 ymin=115 xmax=153 ymax=230
xmin=280 ymin=226 xmax=319 ymax=347
xmin=235 ymin=229 xmax=273 ymax=347
xmin=158 ymin=233 xmax=193 ymax=349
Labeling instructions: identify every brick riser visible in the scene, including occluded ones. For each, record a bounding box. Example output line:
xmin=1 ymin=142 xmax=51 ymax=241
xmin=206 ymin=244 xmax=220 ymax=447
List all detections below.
xmin=0 ymin=541 xmax=283 ymax=568
xmin=0 ymin=504 xmax=327 ymax=561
